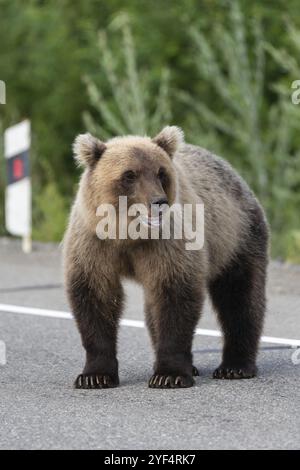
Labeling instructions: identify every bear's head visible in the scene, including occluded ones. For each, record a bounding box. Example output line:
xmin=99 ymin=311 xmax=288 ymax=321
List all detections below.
xmin=73 ymin=126 xmax=184 ymax=237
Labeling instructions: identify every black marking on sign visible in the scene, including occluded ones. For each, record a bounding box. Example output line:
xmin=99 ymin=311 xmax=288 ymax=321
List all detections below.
xmin=6 ymin=151 xmax=30 ymax=184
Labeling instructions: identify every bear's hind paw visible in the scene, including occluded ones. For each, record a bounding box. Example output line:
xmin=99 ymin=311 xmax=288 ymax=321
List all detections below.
xmin=213 ymin=364 xmax=257 ymax=380
xmin=74 ymin=373 xmax=119 ymax=389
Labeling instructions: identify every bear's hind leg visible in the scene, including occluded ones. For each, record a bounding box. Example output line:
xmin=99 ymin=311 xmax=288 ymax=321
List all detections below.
xmin=145 ymin=302 xmax=200 ymax=378
xmin=209 ymin=251 xmax=267 ymax=379
xmin=145 ymin=301 xmax=158 ymax=351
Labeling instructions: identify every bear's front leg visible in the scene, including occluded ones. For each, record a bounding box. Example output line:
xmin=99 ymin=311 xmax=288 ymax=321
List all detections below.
xmin=146 ymin=276 xmax=204 ymax=389
xmin=66 ymin=268 xmax=124 ymax=389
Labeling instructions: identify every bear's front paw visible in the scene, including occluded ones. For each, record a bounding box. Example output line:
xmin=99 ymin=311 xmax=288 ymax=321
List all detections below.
xmin=74 ymin=373 xmax=119 ymax=389
xmin=213 ymin=364 xmax=257 ymax=380
xmin=149 ymin=374 xmax=194 ymax=389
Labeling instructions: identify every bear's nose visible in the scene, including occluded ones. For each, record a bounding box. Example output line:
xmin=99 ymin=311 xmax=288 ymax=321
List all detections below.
xmin=151 ymin=196 xmax=168 ymax=207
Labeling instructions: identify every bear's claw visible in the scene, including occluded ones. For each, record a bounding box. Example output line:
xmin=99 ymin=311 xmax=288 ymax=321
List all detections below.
xmin=148 ymin=374 xmax=194 ymax=389
xmin=74 ymin=373 xmax=118 ymax=389
xmin=213 ymin=365 xmax=257 ymax=380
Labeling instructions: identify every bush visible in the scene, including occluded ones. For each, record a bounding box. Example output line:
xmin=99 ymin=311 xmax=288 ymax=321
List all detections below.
xmin=83 ymin=13 xmax=171 ymax=138
xmin=32 ymin=183 xmax=69 ymax=242
xmin=180 ymin=1 xmax=300 ymax=261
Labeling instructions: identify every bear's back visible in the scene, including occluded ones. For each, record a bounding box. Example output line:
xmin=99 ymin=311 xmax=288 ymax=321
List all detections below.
xmin=174 ymin=144 xmax=265 ymax=279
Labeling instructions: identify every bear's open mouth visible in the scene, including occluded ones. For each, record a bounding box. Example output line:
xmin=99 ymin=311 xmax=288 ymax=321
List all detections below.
xmin=140 ymin=214 xmax=162 ymax=228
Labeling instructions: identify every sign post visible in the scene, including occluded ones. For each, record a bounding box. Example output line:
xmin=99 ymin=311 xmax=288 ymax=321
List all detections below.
xmin=4 ymin=120 xmax=32 ymax=253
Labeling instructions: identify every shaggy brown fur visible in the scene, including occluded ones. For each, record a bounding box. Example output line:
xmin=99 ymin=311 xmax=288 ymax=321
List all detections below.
xmin=63 ymin=126 xmax=269 ymax=389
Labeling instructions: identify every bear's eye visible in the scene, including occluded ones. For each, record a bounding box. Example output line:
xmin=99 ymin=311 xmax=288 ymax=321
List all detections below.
xmin=158 ymin=167 xmax=168 ymax=184
xmin=122 ymin=170 xmax=137 ymax=183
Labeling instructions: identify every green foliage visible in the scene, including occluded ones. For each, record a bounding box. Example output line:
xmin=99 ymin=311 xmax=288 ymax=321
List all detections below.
xmin=0 ymin=0 xmax=299 ymax=261
xmin=84 ymin=13 xmax=171 ymax=138
xmin=180 ymin=1 xmax=300 ymax=261
xmin=285 ymin=231 xmax=300 ymax=264
xmin=264 ymin=22 xmax=300 ymax=261
xmin=32 ymin=183 xmax=69 ymax=243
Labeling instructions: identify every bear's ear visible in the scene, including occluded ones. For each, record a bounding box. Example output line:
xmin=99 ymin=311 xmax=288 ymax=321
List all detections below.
xmin=73 ymin=133 xmax=106 ymax=167
xmin=152 ymin=126 xmax=184 ymax=158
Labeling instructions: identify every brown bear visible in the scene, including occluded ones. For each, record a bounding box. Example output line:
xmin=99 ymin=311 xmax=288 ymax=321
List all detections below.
xmin=63 ymin=126 xmax=269 ymax=389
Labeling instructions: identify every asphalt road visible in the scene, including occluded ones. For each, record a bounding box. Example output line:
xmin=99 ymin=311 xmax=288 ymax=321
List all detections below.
xmin=0 ymin=238 xmax=299 ymax=450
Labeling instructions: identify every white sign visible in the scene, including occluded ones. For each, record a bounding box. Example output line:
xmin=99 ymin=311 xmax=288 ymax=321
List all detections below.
xmin=5 ymin=120 xmax=31 ymax=158
xmin=5 ymin=179 xmax=31 ymax=237
xmin=4 ymin=120 xmax=31 ymax=238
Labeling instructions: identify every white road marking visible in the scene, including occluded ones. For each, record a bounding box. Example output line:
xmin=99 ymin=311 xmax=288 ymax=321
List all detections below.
xmin=0 ymin=303 xmax=71 ymax=320
xmin=0 ymin=303 xmax=300 ymax=347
